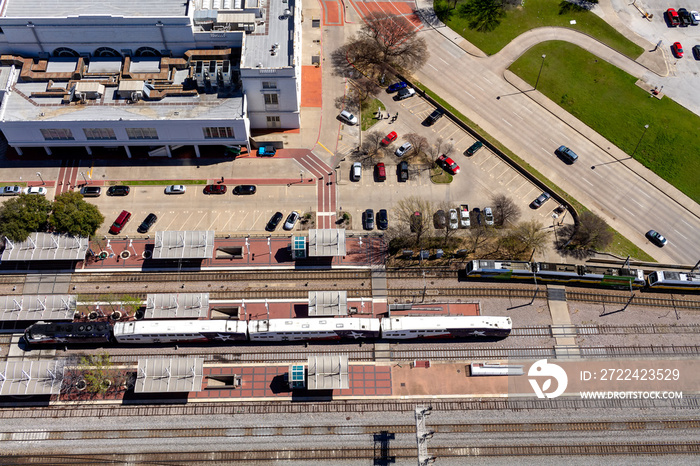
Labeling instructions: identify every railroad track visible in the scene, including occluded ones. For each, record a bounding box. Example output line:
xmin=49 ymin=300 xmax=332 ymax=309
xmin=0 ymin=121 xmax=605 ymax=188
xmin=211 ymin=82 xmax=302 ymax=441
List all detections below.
xmin=2 ymin=442 xmax=698 ymax=463
xmin=511 ymin=324 xmax=700 ymax=337
xmin=3 ymin=419 xmax=699 ymax=443
xmin=69 ymin=270 xmax=373 ymax=284
xmin=3 ymin=397 xmax=698 ymax=419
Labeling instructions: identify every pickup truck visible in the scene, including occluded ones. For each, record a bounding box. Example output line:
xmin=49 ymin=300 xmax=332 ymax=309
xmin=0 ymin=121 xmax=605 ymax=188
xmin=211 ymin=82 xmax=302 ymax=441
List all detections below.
xmin=460 ymin=204 xmax=470 ymax=228
xmin=396 ymin=87 xmax=415 ymax=100
xmin=257 ymin=145 xmax=277 ymax=157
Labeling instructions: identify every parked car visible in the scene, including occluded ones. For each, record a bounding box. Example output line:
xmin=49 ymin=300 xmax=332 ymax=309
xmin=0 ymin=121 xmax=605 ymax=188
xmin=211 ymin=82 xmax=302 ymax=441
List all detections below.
xmin=465 ymin=141 xmax=483 ymax=156
xmin=233 ymin=185 xmax=256 ymax=195
xmin=449 ymin=209 xmax=459 ymax=230
xmin=530 ymin=192 xmax=551 ymax=209
xmin=396 ymin=88 xmax=415 ymax=100
xmin=363 ymin=209 xmax=375 ymax=230
xmin=473 ymin=207 xmax=482 ymax=227
xmin=410 ymin=211 xmax=422 ymax=232
xmin=22 ymin=186 xmax=47 ymax=195
xmin=165 ymin=185 xmax=186 ymax=194
xmin=555 ymin=145 xmax=578 ymax=164
xmin=80 ymin=186 xmax=101 ymax=197
xmin=351 ymin=162 xmax=362 ymax=182
xmin=257 ymin=145 xmax=277 ymax=157
xmin=375 ymin=163 xmax=386 ymax=181
xmin=283 ymin=211 xmax=300 ymax=230
xmin=666 ymin=8 xmax=680 ymax=26
xmin=137 ymin=213 xmax=158 ymax=233
xmin=387 ymin=82 xmax=407 ymax=93
xmin=437 ymin=154 xmax=460 ymax=175
xmin=377 ymin=209 xmax=388 ymax=230
xmin=691 ymin=10 xmax=700 ymax=25
xmin=646 ymin=230 xmax=667 ymax=247
xmin=678 ymin=8 xmax=692 ymax=26
xmin=107 ymin=185 xmax=130 ymax=196
xmin=694 ymin=45 xmax=700 ymax=60
xmin=1 ymin=185 xmax=21 ymax=196
xmin=424 ymin=109 xmax=443 ymax=126
xmin=338 ymin=110 xmax=358 ymax=125
xmin=672 ymin=42 xmax=683 ymax=58
xmin=204 ymin=184 xmax=227 ymax=194
xmin=460 ymin=207 xmax=471 ymax=228
xmin=381 ymin=131 xmax=398 ymax=146
xmin=484 ymin=207 xmax=495 ymax=226
xmin=395 ymin=142 xmax=412 ymax=157
xmin=398 ymin=161 xmax=409 ymax=182
xmin=433 ymin=210 xmax=447 ymax=229
xmin=109 ymin=210 xmax=131 ymax=234
xmin=266 ymin=212 xmax=284 ymax=232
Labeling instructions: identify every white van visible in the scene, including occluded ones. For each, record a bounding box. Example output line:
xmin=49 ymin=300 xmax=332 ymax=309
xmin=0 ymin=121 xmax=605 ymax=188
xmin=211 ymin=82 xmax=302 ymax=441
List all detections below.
xmin=351 ymin=162 xmax=362 ymax=181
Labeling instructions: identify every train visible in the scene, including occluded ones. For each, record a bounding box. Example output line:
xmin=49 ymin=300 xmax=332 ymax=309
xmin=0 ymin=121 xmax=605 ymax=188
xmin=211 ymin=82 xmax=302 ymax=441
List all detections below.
xmin=23 ymin=315 xmax=512 ymax=346
xmin=646 ymin=270 xmax=700 ymax=290
xmin=465 ymin=260 xmax=646 ymax=289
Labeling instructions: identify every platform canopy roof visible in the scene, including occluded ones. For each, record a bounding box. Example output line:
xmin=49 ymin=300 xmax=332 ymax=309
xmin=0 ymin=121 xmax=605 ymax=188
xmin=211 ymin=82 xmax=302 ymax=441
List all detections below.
xmin=0 ymin=359 xmax=65 ymax=396
xmin=1 ymin=233 xmax=88 ymax=261
xmin=307 ymin=354 xmax=349 ymax=390
xmin=152 ymin=231 xmax=214 ymax=260
xmin=308 ymin=229 xmax=346 ymax=257
xmin=135 ymin=357 xmax=204 ymax=393
xmin=0 ymin=295 xmax=76 ymax=322
xmin=145 ymin=293 xmax=209 ymax=319
xmin=308 ymin=291 xmax=347 ymax=316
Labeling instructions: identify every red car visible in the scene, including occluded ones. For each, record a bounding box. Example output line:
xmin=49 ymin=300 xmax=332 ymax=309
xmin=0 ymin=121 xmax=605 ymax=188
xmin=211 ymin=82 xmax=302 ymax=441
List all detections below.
xmin=375 ymin=163 xmax=386 ymax=181
xmin=672 ymin=42 xmax=683 ymax=58
xmin=204 ymin=184 xmax=227 ymax=194
xmin=381 ymin=131 xmax=397 ymax=146
xmin=666 ymin=8 xmax=680 ymax=26
xmin=437 ymin=154 xmax=460 ymax=175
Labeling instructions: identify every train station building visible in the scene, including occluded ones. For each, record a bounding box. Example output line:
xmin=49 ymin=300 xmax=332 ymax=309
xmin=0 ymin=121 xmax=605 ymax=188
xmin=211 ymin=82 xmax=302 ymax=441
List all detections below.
xmin=0 ymin=0 xmax=302 ymax=158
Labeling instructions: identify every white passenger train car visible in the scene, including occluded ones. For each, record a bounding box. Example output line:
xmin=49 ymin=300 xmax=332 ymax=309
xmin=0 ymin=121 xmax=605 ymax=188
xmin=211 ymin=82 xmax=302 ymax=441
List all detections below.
xmin=380 ymin=316 xmax=512 ymax=339
xmin=248 ymin=318 xmax=381 ymax=341
xmin=113 ymin=319 xmax=248 ymax=344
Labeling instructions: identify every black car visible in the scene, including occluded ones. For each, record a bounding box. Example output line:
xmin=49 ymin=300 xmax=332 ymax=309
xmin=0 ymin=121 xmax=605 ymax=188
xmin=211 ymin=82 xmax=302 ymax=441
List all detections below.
xmin=107 ymin=185 xmax=130 ymax=196
xmin=424 ymin=109 xmax=443 ymax=126
xmin=233 ymin=185 xmax=256 ymax=195
xmin=530 ymin=192 xmax=551 ymax=209
xmin=465 ymin=141 xmax=483 ymax=156
xmin=646 ymin=230 xmax=667 ymax=247
xmin=137 ymin=213 xmax=158 ymax=233
xmin=473 ymin=207 xmax=482 ymax=227
xmin=377 ymin=209 xmax=388 ymax=230
xmin=678 ymin=8 xmax=692 ymax=26
xmin=694 ymin=45 xmax=700 ymax=60
xmin=363 ymin=209 xmax=375 ymax=230
xmin=433 ymin=210 xmax=446 ymax=229
xmin=398 ymin=161 xmax=409 ymax=182
xmin=80 ymin=186 xmax=101 ymax=197
xmin=266 ymin=212 xmax=284 ymax=232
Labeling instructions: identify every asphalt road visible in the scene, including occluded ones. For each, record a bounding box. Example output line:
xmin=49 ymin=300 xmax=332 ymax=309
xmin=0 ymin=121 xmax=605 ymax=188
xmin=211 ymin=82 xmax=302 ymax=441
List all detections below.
xmin=412 ymin=26 xmax=699 ymax=264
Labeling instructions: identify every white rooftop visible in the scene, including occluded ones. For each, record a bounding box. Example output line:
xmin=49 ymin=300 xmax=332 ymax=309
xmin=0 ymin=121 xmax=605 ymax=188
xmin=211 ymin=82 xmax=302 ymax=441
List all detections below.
xmin=242 ymin=0 xmax=296 ymax=69
xmin=2 ymin=0 xmax=190 ymax=18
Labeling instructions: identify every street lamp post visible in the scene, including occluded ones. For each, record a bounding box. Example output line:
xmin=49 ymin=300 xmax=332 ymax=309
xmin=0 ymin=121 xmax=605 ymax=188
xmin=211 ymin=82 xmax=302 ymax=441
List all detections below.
xmin=631 ymin=124 xmax=649 ymax=157
xmin=535 ymin=54 xmax=546 ymax=90
xmin=80 ymin=172 xmax=88 ymax=185
xmin=36 ymin=172 xmax=45 ymax=185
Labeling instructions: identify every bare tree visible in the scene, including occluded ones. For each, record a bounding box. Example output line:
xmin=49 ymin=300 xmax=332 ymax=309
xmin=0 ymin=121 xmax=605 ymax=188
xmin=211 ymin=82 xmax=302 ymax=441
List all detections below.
xmin=360 ymin=131 xmax=385 ymax=157
xmin=355 ymin=12 xmax=429 ymax=71
xmin=394 ymin=196 xmax=434 ymax=248
xmin=561 ymin=211 xmax=613 ymax=252
xmin=404 ymin=133 xmax=429 ymax=159
xmin=434 ymin=202 xmax=460 ymax=246
xmin=464 ymin=226 xmax=495 ymax=255
xmin=430 ymin=137 xmax=454 ymax=159
xmin=497 ymin=220 xmax=550 ymax=259
xmin=353 ymin=77 xmax=381 ymax=109
xmin=490 ymin=193 xmax=521 ymax=227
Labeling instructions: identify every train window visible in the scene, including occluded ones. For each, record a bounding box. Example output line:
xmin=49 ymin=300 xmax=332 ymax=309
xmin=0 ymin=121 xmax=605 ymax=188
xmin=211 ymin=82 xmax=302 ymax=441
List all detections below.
xmin=336 ymin=324 xmax=344 ymax=328
xmin=285 ymin=321 xmax=293 ymax=325
xmin=302 ymin=324 xmax=310 ymax=328
xmin=320 ymin=320 xmax=327 ymax=324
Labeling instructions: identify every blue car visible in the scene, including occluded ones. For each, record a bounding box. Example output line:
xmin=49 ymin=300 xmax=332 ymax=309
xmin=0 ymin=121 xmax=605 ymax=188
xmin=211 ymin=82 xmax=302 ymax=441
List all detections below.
xmin=387 ymin=82 xmax=407 ymax=93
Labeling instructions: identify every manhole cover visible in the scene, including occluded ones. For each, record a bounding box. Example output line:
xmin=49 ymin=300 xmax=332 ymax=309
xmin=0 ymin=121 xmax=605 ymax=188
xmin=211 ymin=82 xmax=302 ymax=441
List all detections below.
xmin=120 ymin=250 xmax=131 ymax=259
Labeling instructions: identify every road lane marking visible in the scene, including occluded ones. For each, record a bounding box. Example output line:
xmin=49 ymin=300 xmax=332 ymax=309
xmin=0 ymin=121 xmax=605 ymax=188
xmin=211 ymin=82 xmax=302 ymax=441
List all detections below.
xmin=501 ymin=118 xmax=512 ymax=127
xmin=428 ymin=63 xmax=439 ymax=72
xmin=674 ymin=230 xmax=687 ymax=240
xmin=473 ymin=83 xmax=484 ymax=91
xmin=513 ymin=112 xmax=523 ymax=121
xmin=580 ymin=177 xmax=593 ymax=186
xmin=622 ymin=206 xmax=635 ymax=217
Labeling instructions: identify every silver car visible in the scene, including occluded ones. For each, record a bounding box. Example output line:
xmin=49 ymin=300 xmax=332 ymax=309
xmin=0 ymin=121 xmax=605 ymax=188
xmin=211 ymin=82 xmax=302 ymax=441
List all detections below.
xmin=338 ymin=110 xmax=358 ymax=125
xmin=284 ymin=211 xmax=300 ymax=230
xmin=1 ymin=186 xmax=21 ymax=196
xmin=165 ymin=185 xmax=186 ymax=194
xmin=395 ymin=142 xmax=412 ymax=157
xmin=449 ymin=209 xmax=459 ymax=230
xmin=484 ymin=207 xmax=494 ymax=226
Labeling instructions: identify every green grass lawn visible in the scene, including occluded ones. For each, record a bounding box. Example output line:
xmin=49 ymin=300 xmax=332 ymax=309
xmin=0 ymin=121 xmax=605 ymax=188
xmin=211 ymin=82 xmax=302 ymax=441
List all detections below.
xmin=361 ymin=99 xmax=383 ymax=131
xmin=435 ymin=0 xmax=643 ymax=58
xmin=510 ymin=41 xmax=700 ymax=204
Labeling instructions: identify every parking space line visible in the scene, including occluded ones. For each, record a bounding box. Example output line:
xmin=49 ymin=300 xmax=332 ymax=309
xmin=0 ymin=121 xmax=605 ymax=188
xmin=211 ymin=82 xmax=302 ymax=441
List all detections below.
xmin=190 ymin=210 xmax=208 ymax=230
xmin=234 ymin=211 xmax=250 ymax=230
xmin=220 ymin=211 xmax=234 ymax=231
xmin=206 ymin=212 xmax=222 ymax=230
xmin=163 ymin=212 xmax=179 ymax=231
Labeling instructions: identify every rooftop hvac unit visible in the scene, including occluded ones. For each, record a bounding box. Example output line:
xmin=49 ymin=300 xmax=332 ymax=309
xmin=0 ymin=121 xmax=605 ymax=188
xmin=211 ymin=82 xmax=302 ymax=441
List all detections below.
xmin=220 ymin=60 xmax=231 ymax=85
xmin=194 ymin=61 xmax=205 ymax=87
xmin=283 ymin=9 xmax=291 ymax=17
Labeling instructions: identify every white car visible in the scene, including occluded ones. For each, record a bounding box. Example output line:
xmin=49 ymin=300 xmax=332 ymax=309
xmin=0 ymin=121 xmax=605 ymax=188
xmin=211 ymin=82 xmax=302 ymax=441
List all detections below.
xmin=395 ymin=142 xmax=412 ymax=157
xmin=460 ymin=208 xmax=470 ymax=228
xmin=164 ymin=185 xmax=186 ymax=194
xmin=23 ymin=186 xmax=47 ymax=196
xmin=484 ymin=207 xmax=495 ymax=226
xmin=692 ymin=10 xmax=700 ymax=24
xmin=448 ymin=209 xmax=459 ymax=230
xmin=338 ymin=110 xmax=358 ymax=126
xmin=1 ymin=186 xmax=21 ymax=196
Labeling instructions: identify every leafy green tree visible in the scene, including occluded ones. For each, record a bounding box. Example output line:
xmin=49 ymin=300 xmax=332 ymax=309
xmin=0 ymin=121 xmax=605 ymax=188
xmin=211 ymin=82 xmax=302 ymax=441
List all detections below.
xmin=49 ymin=191 xmax=104 ymax=237
xmin=458 ymin=0 xmax=505 ymax=32
xmin=0 ymin=194 xmax=52 ymax=241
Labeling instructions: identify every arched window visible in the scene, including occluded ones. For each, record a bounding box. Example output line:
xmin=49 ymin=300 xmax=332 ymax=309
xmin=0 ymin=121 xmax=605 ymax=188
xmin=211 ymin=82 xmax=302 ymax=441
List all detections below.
xmin=135 ymin=47 xmax=160 ymax=57
xmin=94 ymin=47 xmax=121 ymax=58
xmin=52 ymin=47 xmax=79 ymax=57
